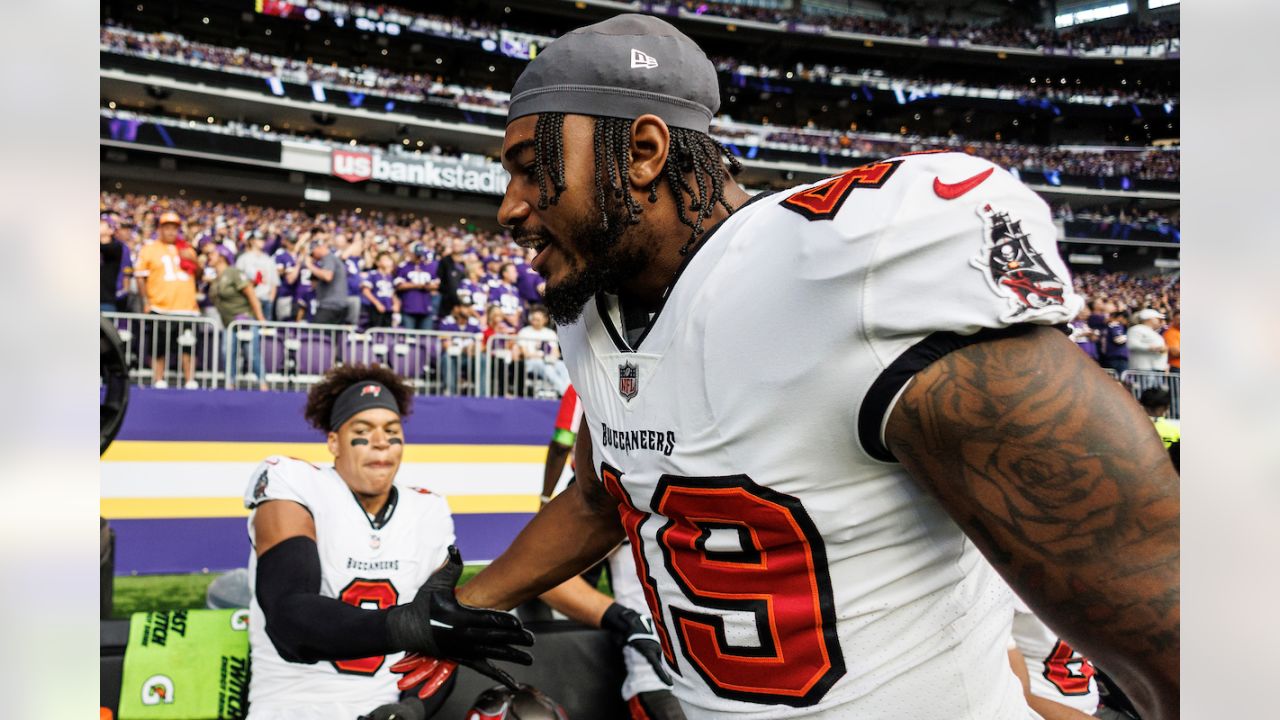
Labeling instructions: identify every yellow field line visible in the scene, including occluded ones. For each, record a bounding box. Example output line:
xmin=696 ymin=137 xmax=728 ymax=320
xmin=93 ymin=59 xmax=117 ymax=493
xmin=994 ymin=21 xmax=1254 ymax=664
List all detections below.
xmin=102 ymin=441 xmax=547 ymax=464
xmin=101 ymin=494 xmax=539 ymax=519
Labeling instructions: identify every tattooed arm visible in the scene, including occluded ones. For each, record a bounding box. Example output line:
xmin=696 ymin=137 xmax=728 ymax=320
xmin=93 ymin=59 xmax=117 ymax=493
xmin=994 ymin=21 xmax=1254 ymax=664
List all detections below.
xmin=884 ymin=325 xmax=1179 ymax=720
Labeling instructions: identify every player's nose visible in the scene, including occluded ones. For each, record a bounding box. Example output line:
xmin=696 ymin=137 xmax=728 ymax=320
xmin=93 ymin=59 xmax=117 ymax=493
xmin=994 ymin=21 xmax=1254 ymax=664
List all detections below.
xmin=498 ymin=184 xmax=532 ymax=230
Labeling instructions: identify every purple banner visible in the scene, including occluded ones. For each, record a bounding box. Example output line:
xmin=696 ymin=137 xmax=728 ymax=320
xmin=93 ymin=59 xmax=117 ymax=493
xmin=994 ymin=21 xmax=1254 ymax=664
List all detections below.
xmin=111 ymin=513 xmax=535 ymax=575
xmin=117 ymin=388 xmax=557 ymax=444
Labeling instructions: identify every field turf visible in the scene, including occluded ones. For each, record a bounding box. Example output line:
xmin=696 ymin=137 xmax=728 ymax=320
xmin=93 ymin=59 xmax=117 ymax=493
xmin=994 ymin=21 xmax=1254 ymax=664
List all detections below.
xmin=111 ymin=565 xmax=610 ymax=617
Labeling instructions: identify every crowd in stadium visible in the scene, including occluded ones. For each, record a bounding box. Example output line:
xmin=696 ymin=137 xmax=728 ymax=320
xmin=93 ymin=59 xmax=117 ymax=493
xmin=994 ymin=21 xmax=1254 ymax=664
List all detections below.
xmin=744 ymin=127 xmax=1180 ymax=180
xmin=100 ymin=24 xmax=1170 ymax=108
xmin=677 ymin=1 xmax=1178 ymax=52
xmin=713 ymin=57 xmax=1177 ymax=105
xmin=101 ymin=25 xmax=1181 ymax=181
xmin=1055 ymin=202 xmax=1180 ymax=242
xmin=100 ymin=191 xmax=1181 ymax=380
xmin=99 ymin=192 xmax=535 ymax=327
xmin=246 ymin=0 xmax=1179 ymax=54
xmin=1071 ymin=271 xmax=1180 ymax=373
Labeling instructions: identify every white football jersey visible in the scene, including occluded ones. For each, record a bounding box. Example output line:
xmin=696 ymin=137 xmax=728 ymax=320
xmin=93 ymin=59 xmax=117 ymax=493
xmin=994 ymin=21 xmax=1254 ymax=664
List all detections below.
xmin=558 ymin=152 xmax=1080 ymax=719
xmin=242 ymin=456 xmax=454 ymax=720
xmin=1011 ymin=596 xmax=1100 ymax=715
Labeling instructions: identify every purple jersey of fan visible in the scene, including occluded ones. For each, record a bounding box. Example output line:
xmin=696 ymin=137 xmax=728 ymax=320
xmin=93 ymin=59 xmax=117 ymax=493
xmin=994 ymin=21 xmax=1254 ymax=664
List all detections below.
xmin=395 ymin=261 xmax=436 ymax=316
xmin=517 ymin=264 xmax=544 ymax=305
xmin=436 ymin=314 xmax=482 ymax=334
xmin=488 ymin=283 xmax=524 ymax=320
xmin=273 ymin=249 xmax=297 ymax=299
xmin=362 ymin=270 xmax=397 ymax=310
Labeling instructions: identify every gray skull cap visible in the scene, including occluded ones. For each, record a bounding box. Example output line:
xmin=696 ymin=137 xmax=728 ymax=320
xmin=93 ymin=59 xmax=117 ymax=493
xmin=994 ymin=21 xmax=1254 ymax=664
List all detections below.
xmin=507 ymin=14 xmax=720 ymax=133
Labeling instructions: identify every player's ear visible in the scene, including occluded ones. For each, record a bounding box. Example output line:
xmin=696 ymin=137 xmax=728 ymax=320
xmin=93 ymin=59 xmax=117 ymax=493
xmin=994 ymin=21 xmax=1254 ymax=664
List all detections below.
xmin=628 ymin=114 xmax=670 ymax=191
xmin=327 ymin=430 xmax=340 ymax=458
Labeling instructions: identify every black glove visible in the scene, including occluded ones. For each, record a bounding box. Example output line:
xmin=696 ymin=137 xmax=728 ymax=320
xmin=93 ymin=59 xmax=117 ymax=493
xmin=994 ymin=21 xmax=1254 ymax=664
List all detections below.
xmin=358 ymin=696 xmax=426 ymax=720
xmin=601 ymin=602 xmax=672 ymax=686
xmin=387 ymin=546 xmax=534 ymax=689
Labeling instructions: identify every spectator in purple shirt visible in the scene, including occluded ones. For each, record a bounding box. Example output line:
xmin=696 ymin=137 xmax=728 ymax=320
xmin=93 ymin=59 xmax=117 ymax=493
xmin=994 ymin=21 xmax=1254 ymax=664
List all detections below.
xmin=436 ymin=303 xmax=483 ymax=395
xmin=516 ymin=257 xmax=545 ymax=307
xmin=339 ymin=234 xmax=365 ymax=326
xmin=457 ymin=259 xmax=489 ymax=317
xmin=361 ymin=251 xmax=400 ymax=329
xmin=1099 ymin=309 xmax=1130 ymax=374
xmin=273 ymin=238 xmax=300 ymax=321
xmin=395 ymin=243 xmax=439 ymax=330
xmin=488 ymin=262 xmax=525 ymax=329
xmin=1068 ymin=305 xmax=1100 ymax=360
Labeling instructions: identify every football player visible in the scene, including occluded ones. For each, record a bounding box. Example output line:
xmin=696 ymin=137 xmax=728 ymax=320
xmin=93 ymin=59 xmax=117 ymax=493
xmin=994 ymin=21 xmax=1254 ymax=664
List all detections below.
xmin=243 ymin=365 xmax=532 ymax=720
xmin=1007 ymin=593 xmax=1100 ymax=719
xmin=402 ymin=14 xmax=1178 ymax=720
xmin=537 ymin=385 xmax=685 ymax=720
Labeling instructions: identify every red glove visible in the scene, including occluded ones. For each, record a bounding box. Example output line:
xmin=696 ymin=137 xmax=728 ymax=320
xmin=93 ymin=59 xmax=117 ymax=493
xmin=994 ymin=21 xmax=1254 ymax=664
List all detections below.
xmin=390 ymin=653 xmax=458 ymax=700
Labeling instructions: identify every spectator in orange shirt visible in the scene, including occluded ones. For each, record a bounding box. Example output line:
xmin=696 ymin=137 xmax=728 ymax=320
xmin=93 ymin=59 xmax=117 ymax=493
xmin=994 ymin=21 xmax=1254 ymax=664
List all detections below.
xmin=1163 ymin=313 xmax=1180 ymax=373
xmin=134 ymin=211 xmax=200 ymax=389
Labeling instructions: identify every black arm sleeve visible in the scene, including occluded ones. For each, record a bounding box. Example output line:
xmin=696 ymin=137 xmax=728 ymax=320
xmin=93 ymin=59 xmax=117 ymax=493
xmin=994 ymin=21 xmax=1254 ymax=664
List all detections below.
xmin=256 ymin=535 xmax=396 ymax=663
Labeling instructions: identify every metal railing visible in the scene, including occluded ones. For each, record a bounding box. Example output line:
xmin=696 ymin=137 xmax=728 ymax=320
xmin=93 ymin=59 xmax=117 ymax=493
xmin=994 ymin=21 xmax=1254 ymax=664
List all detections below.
xmin=485 ymin=334 xmax=568 ymax=400
xmin=102 ymin=313 xmax=573 ymax=398
xmin=102 ymin=312 xmax=223 ymax=388
xmin=222 ymin=320 xmax=487 ymax=396
xmin=1119 ymin=370 xmax=1181 ymax=419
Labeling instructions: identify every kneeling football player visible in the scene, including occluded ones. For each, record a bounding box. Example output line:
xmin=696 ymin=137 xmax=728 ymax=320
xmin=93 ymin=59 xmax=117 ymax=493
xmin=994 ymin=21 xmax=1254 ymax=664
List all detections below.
xmin=243 ymin=364 xmax=533 ymax=720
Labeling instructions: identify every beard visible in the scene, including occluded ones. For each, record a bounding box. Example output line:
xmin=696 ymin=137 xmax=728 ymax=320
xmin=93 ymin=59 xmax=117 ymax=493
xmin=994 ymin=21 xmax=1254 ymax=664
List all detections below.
xmin=540 ymin=201 xmax=654 ymax=326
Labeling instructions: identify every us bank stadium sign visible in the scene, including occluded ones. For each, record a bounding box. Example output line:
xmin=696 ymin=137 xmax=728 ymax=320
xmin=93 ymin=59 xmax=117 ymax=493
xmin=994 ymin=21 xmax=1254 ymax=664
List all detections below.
xmin=331 ymin=149 xmax=509 ymax=196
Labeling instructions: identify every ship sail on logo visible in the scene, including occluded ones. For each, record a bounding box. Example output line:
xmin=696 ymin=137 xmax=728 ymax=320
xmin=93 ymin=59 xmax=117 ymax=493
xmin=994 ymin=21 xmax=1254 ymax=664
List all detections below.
xmin=971 ymin=204 xmax=1067 ymax=321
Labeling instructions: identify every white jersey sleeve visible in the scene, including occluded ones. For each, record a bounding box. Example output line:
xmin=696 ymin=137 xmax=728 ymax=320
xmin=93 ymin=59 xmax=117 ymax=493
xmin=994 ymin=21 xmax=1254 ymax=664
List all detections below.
xmin=855 ymin=152 xmax=1083 ymax=459
xmin=244 ymin=456 xmax=316 ymax=511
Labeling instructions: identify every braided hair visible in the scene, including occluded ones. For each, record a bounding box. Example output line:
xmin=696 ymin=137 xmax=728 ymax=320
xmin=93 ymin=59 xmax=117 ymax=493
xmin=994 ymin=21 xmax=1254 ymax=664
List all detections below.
xmin=532 ymin=112 xmax=741 ymax=254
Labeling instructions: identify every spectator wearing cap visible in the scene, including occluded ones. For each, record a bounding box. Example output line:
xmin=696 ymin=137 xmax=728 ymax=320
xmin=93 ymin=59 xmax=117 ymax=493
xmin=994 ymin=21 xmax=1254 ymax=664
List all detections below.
xmin=361 ymin=251 xmax=400 ymax=329
xmin=305 ymin=236 xmax=349 ymax=325
xmin=395 ymin=243 xmax=439 ymax=330
xmin=134 ymin=210 xmax=200 ymax=389
xmin=236 ymin=231 xmax=279 ymax=319
xmin=273 ymin=234 xmax=304 ymax=321
xmin=1163 ymin=312 xmax=1180 ymax=373
xmin=1127 ymin=308 xmax=1169 ymax=372
xmin=209 ymin=245 xmax=269 ymax=390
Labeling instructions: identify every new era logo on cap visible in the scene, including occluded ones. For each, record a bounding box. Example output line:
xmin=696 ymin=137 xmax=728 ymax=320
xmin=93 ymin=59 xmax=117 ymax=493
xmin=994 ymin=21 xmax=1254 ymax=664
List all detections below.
xmin=630 ymin=48 xmax=658 ymax=69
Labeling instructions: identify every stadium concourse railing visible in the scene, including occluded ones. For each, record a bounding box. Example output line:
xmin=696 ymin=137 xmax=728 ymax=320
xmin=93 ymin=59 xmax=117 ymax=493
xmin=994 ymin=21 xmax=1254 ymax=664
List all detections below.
xmin=102 ymin=312 xmax=564 ymax=398
xmin=1120 ymin=369 xmax=1181 ymax=419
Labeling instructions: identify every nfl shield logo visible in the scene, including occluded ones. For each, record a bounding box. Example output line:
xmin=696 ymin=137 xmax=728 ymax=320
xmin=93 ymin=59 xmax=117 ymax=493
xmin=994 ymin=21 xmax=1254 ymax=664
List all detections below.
xmin=618 ymin=362 xmax=639 ymax=401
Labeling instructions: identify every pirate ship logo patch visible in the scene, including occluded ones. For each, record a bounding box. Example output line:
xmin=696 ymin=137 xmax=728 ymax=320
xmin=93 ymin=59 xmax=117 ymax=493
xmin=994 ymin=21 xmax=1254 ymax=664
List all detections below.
xmin=618 ymin=361 xmax=638 ymax=401
xmin=971 ymin=204 xmax=1067 ymax=322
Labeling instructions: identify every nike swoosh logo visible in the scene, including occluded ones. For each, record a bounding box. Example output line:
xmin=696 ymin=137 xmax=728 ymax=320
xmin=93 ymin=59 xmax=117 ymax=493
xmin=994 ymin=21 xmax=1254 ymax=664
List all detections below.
xmin=933 ymin=167 xmax=995 ymax=200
